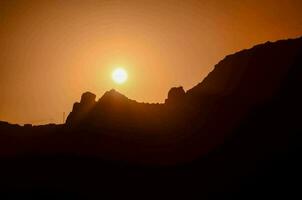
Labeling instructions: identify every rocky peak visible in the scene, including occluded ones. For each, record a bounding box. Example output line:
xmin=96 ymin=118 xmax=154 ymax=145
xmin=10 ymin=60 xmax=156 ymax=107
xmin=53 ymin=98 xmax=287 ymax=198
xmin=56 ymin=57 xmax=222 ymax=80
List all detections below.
xmin=80 ymin=92 xmax=96 ymax=105
xmin=66 ymin=92 xmax=97 ymax=124
xmin=165 ymin=86 xmax=186 ymax=105
xmin=98 ymin=89 xmax=129 ymax=104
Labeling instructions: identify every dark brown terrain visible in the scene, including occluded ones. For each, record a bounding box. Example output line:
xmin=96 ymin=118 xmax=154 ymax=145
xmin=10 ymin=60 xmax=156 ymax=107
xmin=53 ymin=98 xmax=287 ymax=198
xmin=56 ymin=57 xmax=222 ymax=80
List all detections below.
xmin=0 ymin=37 xmax=301 ymax=198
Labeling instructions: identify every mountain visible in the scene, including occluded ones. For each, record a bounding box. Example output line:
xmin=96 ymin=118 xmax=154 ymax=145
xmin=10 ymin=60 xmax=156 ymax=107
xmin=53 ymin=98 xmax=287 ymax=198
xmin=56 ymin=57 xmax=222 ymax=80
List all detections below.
xmin=0 ymin=37 xmax=301 ymax=197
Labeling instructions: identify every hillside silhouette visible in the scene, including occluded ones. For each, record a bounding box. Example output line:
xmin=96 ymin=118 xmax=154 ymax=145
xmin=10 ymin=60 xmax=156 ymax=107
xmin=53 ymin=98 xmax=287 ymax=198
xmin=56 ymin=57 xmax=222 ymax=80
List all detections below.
xmin=0 ymin=37 xmax=301 ymax=197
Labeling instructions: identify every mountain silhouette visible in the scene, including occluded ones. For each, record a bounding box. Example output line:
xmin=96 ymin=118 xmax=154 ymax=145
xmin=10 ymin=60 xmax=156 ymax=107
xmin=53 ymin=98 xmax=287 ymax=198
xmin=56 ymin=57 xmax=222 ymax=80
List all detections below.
xmin=0 ymin=37 xmax=301 ymax=197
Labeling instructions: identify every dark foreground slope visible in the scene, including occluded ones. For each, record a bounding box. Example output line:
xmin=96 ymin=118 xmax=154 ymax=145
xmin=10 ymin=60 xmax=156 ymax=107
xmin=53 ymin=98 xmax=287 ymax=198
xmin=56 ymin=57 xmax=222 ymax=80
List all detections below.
xmin=0 ymin=37 xmax=301 ymax=198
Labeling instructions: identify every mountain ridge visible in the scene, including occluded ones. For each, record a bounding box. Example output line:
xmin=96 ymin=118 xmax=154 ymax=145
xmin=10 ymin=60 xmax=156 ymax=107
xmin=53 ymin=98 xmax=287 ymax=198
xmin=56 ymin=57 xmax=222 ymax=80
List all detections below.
xmin=0 ymin=36 xmax=301 ymax=165
xmin=0 ymin=36 xmax=301 ymax=195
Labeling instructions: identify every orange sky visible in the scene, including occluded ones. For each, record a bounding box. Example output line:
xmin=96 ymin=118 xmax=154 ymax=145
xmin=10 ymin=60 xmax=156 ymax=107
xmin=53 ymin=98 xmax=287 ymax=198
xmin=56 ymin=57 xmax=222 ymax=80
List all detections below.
xmin=1 ymin=0 xmax=302 ymax=125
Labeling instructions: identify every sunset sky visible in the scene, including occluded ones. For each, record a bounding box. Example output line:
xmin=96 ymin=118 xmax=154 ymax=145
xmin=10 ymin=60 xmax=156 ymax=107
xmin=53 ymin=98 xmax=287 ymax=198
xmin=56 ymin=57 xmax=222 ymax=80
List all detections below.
xmin=1 ymin=0 xmax=302 ymax=124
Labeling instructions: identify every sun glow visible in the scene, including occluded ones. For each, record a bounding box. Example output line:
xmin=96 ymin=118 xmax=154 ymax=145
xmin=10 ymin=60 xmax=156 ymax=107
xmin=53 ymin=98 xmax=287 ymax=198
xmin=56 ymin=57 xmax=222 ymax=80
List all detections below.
xmin=112 ymin=68 xmax=128 ymax=84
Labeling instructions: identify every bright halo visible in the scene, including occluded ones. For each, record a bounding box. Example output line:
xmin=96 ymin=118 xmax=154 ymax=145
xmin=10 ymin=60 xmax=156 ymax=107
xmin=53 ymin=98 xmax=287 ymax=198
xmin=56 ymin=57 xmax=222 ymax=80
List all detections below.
xmin=112 ymin=67 xmax=128 ymax=84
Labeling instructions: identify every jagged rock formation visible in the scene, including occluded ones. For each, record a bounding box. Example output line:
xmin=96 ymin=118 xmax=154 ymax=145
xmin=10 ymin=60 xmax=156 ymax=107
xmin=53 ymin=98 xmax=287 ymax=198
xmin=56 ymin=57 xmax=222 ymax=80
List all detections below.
xmin=1 ymin=37 xmax=301 ymax=163
xmin=66 ymin=92 xmax=96 ymax=124
xmin=165 ymin=86 xmax=186 ymax=105
xmin=51 ymin=37 xmax=302 ymax=164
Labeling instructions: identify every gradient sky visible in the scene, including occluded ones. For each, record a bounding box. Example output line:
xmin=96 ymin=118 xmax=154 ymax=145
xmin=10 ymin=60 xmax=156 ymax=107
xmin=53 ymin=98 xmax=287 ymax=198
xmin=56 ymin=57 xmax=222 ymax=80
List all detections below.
xmin=1 ymin=0 xmax=302 ymax=124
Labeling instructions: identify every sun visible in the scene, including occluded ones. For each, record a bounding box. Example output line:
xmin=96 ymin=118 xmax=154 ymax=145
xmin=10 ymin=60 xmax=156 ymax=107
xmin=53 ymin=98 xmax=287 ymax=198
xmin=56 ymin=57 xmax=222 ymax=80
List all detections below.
xmin=112 ymin=67 xmax=128 ymax=84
